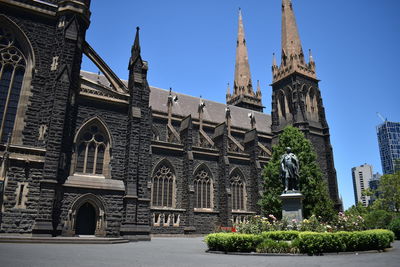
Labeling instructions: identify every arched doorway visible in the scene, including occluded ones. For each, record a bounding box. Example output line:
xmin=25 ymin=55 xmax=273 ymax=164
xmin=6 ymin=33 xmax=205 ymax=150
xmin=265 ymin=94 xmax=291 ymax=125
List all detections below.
xmin=75 ymin=202 xmax=96 ymax=235
xmin=62 ymin=193 xmax=107 ymax=237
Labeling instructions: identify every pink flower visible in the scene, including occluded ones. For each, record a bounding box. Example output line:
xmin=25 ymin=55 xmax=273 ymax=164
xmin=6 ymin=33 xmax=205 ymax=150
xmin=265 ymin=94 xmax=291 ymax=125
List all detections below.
xmin=268 ymin=214 xmax=277 ymax=221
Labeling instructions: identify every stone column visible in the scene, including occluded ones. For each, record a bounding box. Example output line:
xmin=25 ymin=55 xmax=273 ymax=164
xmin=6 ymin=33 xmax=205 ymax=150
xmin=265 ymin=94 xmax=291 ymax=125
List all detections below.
xmin=180 ymin=115 xmax=196 ymax=234
xmin=213 ymin=123 xmax=231 ymax=227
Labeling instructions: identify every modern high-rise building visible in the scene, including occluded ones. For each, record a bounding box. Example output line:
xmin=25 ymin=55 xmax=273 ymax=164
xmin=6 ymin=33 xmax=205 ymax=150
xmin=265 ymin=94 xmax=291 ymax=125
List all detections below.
xmin=352 ymin=164 xmax=373 ymax=207
xmin=377 ymin=121 xmax=400 ymax=174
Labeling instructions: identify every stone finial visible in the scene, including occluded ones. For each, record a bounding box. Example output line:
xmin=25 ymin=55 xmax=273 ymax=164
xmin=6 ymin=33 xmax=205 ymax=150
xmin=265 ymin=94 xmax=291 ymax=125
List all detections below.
xmin=256 ymin=80 xmax=262 ymax=98
xmin=248 ymin=111 xmax=256 ymax=129
xmin=129 ymin=26 xmax=141 ymax=69
xmin=198 ymin=97 xmax=205 ymax=113
xmin=308 ymin=49 xmax=315 ymax=70
xmin=226 ymin=82 xmax=231 ymax=101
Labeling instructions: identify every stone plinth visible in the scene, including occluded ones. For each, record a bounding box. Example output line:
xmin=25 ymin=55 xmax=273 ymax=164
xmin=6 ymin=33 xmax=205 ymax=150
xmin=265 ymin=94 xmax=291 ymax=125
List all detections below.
xmin=280 ymin=191 xmax=304 ymax=223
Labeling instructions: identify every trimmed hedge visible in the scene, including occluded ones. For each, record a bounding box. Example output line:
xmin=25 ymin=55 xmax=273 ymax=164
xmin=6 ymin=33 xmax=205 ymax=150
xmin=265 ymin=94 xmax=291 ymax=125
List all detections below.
xmin=261 ymin=230 xmax=300 ymax=241
xmin=205 ymin=233 xmax=262 ymax=252
xmin=257 ymin=239 xmax=299 ymax=254
xmin=205 ymin=230 xmax=395 ymax=255
xmin=297 ymin=230 xmax=394 ymax=255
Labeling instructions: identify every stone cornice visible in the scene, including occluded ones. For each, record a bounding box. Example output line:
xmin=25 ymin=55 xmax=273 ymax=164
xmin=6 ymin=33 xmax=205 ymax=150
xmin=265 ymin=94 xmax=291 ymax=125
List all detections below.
xmin=0 ymin=0 xmax=57 ymax=17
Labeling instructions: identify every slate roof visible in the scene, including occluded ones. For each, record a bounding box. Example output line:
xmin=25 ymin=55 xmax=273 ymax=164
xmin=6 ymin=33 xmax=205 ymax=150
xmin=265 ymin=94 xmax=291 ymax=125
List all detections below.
xmin=80 ymin=70 xmax=272 ymax=134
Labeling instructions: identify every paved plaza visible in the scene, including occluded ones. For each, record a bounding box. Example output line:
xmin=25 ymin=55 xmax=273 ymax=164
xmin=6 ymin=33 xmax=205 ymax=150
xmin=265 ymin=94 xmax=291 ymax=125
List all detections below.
xmin=0 ymin=237 xmax=399 ymax=267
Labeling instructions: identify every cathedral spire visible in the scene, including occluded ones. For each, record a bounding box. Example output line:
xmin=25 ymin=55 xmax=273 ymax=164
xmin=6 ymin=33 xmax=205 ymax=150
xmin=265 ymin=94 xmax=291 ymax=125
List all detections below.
xmin=227 ymin=9 xmax=263 ymax=112
xmin=233 ymin=8 xmax=253 ymax=97
xmin=272 ymin=0 xmax=316 ymax=83
xmin=281 ymin=0 xmax=303 ymax=62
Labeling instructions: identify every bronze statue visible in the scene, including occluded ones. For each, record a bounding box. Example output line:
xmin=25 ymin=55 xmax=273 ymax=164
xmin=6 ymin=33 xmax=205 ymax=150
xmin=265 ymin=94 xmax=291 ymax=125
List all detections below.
xmin=280 ymin=147 xmax=299 ymax=192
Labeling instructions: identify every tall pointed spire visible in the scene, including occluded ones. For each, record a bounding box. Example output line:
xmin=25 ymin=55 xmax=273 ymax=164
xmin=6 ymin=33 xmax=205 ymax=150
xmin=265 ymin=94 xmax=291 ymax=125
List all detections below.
xmin=281 ymin=0 xmax=303 ymax=62
xmin=233 ymin=8 xmax=253 ymax=97
xmin=228 ymin=8 xmax=263 ymax=112
xmin=272 ymin=0 xmax=316 ymax=82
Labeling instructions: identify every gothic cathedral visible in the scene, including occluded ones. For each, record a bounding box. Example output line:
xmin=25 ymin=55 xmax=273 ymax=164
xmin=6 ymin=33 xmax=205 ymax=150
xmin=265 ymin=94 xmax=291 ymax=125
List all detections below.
xmin=0 ymin=0 xmax=340 ymax=240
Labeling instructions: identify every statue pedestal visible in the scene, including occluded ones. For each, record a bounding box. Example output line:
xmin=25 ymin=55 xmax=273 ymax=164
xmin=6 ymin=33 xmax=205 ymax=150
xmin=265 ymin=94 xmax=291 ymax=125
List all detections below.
xmin=280 ymin=191 xmax=304 ymax=223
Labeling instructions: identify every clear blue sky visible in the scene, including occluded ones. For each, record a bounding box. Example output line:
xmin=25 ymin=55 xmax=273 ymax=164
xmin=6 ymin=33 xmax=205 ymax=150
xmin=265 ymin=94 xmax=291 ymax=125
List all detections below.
xmin=82 ymin=0 xmax=400 ymax=210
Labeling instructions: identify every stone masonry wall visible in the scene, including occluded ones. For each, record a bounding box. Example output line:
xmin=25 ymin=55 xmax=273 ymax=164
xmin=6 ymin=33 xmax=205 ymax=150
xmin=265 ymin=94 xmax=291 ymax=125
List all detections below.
xmin=0 ymin=162 xmax=43 ymax=233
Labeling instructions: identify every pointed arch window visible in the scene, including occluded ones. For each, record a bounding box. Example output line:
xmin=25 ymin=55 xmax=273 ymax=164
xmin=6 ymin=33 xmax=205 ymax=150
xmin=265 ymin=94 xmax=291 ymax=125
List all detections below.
xmin=306 ymin=87 xmax=319 ymax=120
xmin=152 ymin=162 xmax=175 ymax=208
xmin=0 ymin=26 xmax=26 ymax=143
xmin=277 ymin=91 xmax=287 ymax=119
xmin=73 ymin=120 xmax=111 ymax=177
xmin=230 ymin=171 xmax=246 ymax=211
xmin=194 ymin=167 xmax=213 ymax=209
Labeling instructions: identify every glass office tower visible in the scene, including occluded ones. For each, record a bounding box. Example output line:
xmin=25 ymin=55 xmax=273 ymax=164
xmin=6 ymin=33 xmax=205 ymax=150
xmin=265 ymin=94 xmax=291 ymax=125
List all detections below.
xmin=377 ymin=121 xmax=400 ymax=174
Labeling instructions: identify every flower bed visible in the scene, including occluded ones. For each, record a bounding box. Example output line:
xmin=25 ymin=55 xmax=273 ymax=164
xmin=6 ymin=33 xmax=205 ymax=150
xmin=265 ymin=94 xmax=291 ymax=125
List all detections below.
xmin=205 ymin=230 xmax=395 ymax=255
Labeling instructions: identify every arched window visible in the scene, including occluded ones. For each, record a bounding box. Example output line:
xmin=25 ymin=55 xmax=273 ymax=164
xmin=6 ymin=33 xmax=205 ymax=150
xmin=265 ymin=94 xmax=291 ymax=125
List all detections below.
xmin=152 ymin=162 xmax=175 ymax=208
xmin=0 ymin=26 xmax=26 ymax=143
xmin=230 ymin=170 xmax=246 ymax=211
xmin=73 ymin=119 xmax=111 ymax=177
xmin=306 ymin=87 xmax=319 ymax=120
xmin=194 ymin=166 xmax=213 ymax=209
xmin=277 ymin=91 xmax=286 ymax=118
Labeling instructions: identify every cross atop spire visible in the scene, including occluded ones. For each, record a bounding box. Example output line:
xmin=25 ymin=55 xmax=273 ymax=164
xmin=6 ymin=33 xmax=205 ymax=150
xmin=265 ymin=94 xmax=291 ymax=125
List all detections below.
xmin=228 ymin=9 xmax=263 ymax=112
xmin=272 ymin=0 xmax=316 ymax=83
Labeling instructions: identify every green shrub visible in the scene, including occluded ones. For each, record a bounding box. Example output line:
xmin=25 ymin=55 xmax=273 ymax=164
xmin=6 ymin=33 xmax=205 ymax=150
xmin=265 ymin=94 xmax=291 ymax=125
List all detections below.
xmin=261 ymin=231 xmax=300 ymax=241
xmin=256 ymin=238 xmax=298 ymax=254
xmin=205 ymin=230 xmax=394 ymax=254
xmin=204 ymin=233 xmax=262 ymax=252
xmin=297 ymin=232 xmax=345 ymax=254
xmin=297 ymin=230 xmax=394 ymax=255
xmin=389 ymin=217 xmax=400 ymax=240
xmin=364 ymin=210 xmax=393 ymax=229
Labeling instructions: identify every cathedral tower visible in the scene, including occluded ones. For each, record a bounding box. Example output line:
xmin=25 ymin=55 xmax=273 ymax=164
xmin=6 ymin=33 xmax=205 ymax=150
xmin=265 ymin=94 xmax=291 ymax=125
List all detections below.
xmin=227 ymin=9 xmax=263 ymax=112
xmin=271 ymin=0 xmax=341 ymax=209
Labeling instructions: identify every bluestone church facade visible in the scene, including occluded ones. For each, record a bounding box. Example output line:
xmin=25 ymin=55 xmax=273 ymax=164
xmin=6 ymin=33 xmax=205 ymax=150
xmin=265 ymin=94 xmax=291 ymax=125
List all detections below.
xmin=0 ymin=0 xmax=340 ymax=240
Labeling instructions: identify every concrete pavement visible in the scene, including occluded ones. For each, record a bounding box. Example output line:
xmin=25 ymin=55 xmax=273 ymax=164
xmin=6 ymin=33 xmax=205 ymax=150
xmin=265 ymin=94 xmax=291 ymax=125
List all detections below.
xmin=0 ymin=237 xmax=399 ymax=267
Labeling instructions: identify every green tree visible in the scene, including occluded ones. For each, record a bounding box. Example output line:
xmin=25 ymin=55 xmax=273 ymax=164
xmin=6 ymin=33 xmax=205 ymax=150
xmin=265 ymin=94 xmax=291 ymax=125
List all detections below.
xmin=345 ymin=204 xmax=368 ymax=217
xmin=258 ymin=126 xmax=335 ymax=221
xmin=372 ymin=171 xmax=400 ymax=213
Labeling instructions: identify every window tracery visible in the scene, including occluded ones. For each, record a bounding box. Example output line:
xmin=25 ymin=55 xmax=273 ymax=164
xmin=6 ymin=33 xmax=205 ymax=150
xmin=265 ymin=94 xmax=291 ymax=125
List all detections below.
xmin=230 ymin=171 xmax=246 ymax=211
xmin=75 ymin=123 xmax=109 ymax=176
xmin=0 ymin=26 xmax=26 ymax=142
xmin=152 ymin=163 xmax=175 ymax=207
xmin=194 ymin=167 xmax=212 ymax=209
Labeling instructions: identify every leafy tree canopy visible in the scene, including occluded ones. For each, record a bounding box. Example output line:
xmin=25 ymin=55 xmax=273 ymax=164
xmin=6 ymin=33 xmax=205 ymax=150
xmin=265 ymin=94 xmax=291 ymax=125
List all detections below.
xmin=258 ymin=126 xmax=335 ymax=221
xmin=371 ymin=171 xmax=400 ymax=213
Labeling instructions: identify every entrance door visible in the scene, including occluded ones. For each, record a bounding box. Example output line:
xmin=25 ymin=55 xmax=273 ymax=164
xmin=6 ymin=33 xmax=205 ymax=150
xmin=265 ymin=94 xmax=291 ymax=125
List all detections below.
xmin=75 ymin=202 xmax=96 ymax=235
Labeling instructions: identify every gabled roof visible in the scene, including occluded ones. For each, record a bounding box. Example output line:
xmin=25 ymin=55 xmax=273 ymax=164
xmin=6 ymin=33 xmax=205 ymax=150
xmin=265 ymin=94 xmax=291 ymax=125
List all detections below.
xmin=79 ymin=70 xmax=271 ymax=134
